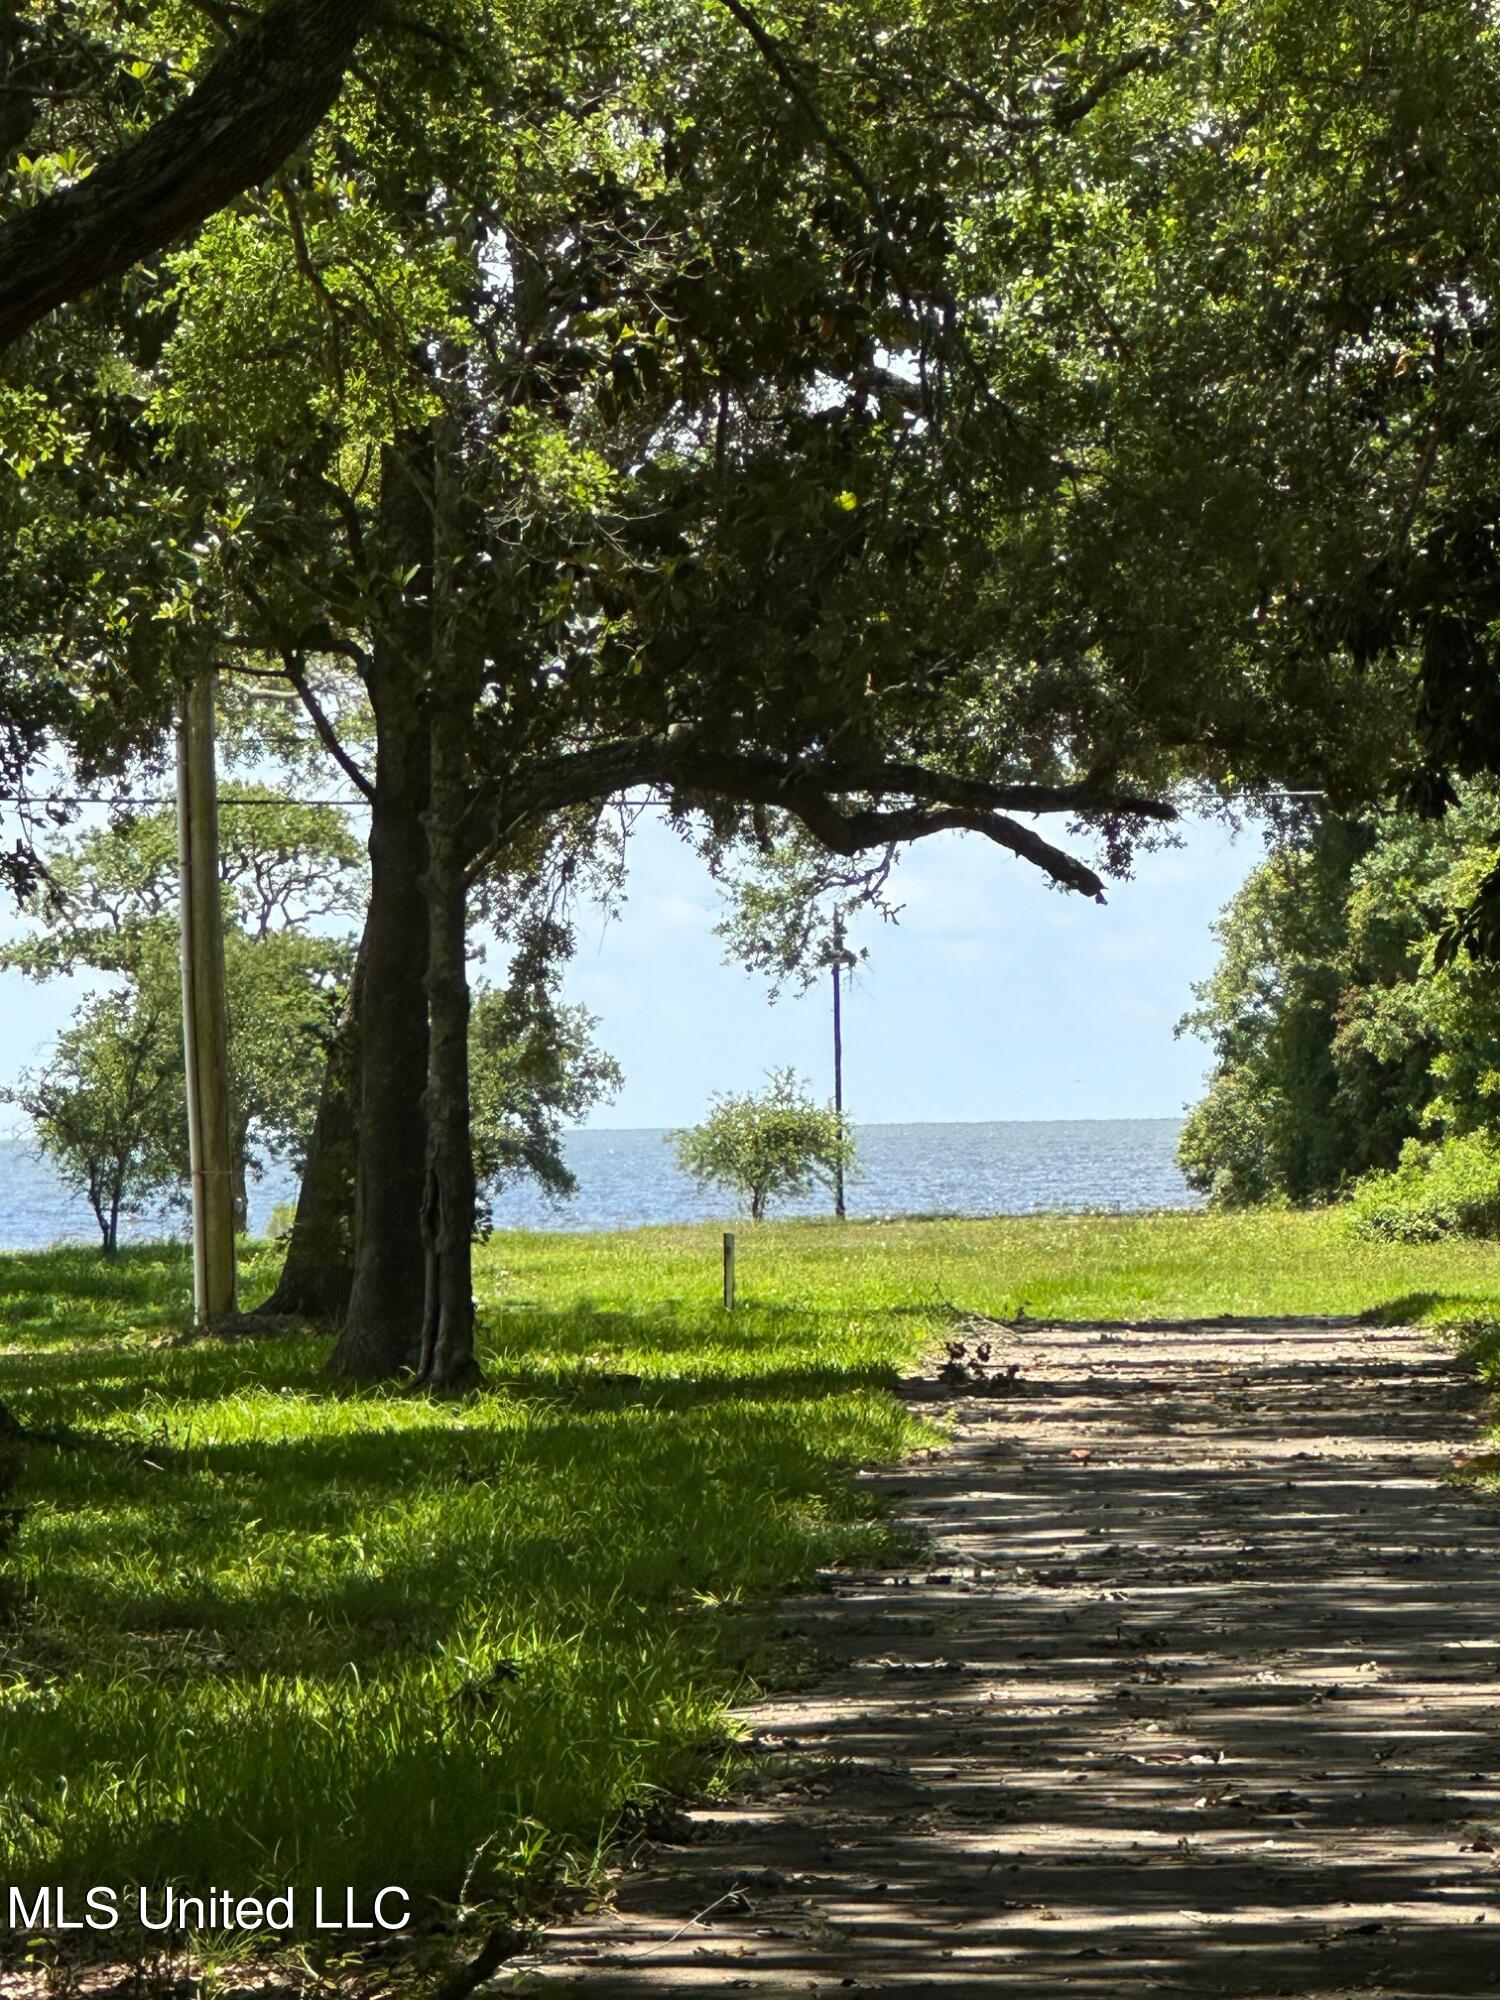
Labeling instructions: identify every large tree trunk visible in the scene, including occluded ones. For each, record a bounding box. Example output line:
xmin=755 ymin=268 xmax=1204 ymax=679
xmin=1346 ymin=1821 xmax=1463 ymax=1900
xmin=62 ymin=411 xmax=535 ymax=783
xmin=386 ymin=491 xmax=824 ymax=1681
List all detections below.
xmin=327 ymin=442 xmax=434 ymax=1381
xmin=416 ymin=420 xmax=481 ymax=1393
xmin=252 ymin=942 xmax=365 ymax=1321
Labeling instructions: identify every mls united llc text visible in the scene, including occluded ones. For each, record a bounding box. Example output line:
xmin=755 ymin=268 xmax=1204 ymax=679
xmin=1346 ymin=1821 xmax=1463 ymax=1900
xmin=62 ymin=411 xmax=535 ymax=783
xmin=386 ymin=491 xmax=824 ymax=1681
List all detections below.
xmin=4 ymin=1886 xmax=411 ymax=1933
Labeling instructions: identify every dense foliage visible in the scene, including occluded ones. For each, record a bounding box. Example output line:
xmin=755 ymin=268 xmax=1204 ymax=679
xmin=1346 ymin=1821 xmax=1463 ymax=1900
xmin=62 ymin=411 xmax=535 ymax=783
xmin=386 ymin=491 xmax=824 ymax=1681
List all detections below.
xmin=1350 ymin=1130 xmax=1500 ymax=1243
xmin=1 ymin=790 xmax=360 ymax=1239
xmin=6 ymin=0 xmax=1500 ymax=1370
xmin=1180 ymin=792 xmax=1500 ymax=1215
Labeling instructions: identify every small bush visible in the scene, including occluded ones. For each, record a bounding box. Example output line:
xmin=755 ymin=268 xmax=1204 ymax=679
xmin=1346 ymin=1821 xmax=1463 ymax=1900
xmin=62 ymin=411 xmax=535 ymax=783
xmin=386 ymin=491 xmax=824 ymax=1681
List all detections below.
xmin=265 ymin=1200 xmax=298 ymax=1241
xmin=671 ymin=1068 xmax=855 ymax=1222
xmin=1348 ymin=1131 xmax=1500 ymax=1243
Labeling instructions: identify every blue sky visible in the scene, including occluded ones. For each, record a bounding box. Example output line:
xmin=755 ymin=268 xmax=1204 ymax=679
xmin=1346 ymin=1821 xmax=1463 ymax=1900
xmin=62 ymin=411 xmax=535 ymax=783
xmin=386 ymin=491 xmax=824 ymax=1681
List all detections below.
xmin=509 ymin=808 xmax=1257 ymax=1126
xmin=0 ymin=807 xmax=1259 ymax=1131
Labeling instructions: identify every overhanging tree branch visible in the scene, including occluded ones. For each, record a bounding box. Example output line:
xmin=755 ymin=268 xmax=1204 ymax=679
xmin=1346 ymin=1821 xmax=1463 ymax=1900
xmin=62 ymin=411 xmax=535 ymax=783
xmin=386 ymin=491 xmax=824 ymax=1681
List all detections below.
xmin=771 ymin=794 xmax=1109 ymax=899
xmin=516 ymin=736 xmax=1175 ymax=823
xmin=472 ymin=733 xmax=1175 ymax=899
xmin=0 ymin=0 xmax=380 ymax=349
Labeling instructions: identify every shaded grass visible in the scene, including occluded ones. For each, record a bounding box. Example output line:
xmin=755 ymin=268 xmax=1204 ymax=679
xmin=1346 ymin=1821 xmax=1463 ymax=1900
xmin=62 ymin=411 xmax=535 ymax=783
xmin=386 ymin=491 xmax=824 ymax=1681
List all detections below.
xmin=0 ymin=1233 xmax=930 ymax=1935
xmin=3 ymin=1207 xmax=1499 ymax=1942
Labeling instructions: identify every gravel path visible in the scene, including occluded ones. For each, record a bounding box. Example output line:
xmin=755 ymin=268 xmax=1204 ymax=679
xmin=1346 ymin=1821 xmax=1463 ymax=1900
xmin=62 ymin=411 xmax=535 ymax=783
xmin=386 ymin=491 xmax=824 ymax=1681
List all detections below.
xmin=503 ymin=1316 xmax=1500 ymax=1998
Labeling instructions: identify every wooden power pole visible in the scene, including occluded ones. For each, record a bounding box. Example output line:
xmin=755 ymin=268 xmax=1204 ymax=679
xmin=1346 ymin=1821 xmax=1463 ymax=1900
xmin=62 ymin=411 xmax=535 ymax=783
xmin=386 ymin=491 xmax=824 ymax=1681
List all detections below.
xmin=176 ymin=668 xmax=237 ymax=1323
xmin=831 ymin=907 xmax=846 ymax=1220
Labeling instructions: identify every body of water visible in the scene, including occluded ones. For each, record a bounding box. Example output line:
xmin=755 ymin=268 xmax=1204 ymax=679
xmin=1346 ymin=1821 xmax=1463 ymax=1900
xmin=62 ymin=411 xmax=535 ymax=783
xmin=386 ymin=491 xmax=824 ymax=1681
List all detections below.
xmin=0 ymin=1118 xmax=1198 ymax=1252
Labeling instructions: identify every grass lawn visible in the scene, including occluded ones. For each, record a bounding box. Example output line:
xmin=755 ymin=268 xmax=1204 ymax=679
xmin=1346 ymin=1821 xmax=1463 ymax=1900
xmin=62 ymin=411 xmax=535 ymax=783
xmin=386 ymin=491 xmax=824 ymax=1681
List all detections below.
xmin=3 ymin=1207 xmax=1500 ymax=1944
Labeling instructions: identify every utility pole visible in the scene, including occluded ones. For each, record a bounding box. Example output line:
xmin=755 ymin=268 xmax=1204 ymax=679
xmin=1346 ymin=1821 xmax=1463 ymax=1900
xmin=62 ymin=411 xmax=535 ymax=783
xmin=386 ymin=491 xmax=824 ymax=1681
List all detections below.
xmin=176 ymin=667 xmax=237 ymax=1324
xmin=831 ymin=906 xmax=846 ymax=1220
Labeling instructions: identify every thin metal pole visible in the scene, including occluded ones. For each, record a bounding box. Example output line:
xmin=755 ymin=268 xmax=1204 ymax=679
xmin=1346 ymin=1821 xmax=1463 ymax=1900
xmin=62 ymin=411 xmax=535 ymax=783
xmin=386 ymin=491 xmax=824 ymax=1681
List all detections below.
xmin=832 ymin=907 xmax=846 ymax=1220
xmin=177 ymin=669 xmax=237 ymax=1324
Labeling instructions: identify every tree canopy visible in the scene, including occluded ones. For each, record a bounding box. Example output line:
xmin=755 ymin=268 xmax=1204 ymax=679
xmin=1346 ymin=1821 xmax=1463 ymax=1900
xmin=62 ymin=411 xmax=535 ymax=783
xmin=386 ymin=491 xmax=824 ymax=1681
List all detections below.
xmin=8 ymin=0 xmax=1429 ymax=863
xmin=8 ymin=0 xmax=1500 ymax=1375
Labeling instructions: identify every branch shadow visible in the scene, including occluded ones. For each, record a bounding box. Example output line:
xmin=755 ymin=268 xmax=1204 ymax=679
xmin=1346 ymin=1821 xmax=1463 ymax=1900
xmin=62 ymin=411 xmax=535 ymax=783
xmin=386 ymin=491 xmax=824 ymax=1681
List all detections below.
xmin=518 ymin=1315 xmax=1500 ymax=1997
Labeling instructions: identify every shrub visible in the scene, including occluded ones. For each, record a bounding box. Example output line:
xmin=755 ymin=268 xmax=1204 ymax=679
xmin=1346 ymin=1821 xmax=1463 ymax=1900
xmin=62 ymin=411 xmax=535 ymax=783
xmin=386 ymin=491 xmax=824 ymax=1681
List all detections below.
xmin=1348 ymin=1130 xmax=1500 ymax=1243
xmin=672 ymin=1068 xmax=855 ymax=1221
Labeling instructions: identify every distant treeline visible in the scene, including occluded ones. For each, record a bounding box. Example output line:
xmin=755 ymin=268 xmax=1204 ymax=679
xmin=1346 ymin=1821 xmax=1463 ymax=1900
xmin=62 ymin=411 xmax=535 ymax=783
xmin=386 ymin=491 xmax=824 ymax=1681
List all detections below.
xmin=1180 ymin=788 xmax=1500 ymax=1240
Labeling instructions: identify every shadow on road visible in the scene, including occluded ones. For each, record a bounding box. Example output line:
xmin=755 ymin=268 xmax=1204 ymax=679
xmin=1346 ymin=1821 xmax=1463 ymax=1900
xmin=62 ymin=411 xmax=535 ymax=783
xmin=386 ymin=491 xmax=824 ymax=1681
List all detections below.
xmin=514 ymin=1317 xmax=1500 ymax=1998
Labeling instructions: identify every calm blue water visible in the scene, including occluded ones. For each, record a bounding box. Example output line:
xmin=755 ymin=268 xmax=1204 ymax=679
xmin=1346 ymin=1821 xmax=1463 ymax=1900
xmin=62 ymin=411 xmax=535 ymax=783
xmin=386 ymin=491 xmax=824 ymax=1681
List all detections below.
xmin=0 ymin=1120 xmax=1197 ymax=1251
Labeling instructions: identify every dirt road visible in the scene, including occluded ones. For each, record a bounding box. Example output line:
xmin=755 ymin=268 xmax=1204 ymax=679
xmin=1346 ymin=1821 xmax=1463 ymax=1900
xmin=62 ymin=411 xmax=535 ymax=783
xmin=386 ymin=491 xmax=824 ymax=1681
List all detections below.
xmin=504 ymin=1316 xmax=1500 ymax=1997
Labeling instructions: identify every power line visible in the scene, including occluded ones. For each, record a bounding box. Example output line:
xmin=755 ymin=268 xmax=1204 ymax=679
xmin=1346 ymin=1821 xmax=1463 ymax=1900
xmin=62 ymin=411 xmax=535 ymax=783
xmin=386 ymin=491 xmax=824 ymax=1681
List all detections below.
xmin=0 ymin=793 xmax=370 ymax=809
xmin=0 ymin=791 xmax=689 ymax=811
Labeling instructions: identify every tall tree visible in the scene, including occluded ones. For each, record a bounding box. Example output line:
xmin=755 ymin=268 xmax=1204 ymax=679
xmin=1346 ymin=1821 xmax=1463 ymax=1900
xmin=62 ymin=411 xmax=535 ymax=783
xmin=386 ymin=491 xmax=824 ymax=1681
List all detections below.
xmin=1177 ymin=819 xmax=1412 ymax=1207
xmin=11 ymin=0 xmax=1450 ymax=1383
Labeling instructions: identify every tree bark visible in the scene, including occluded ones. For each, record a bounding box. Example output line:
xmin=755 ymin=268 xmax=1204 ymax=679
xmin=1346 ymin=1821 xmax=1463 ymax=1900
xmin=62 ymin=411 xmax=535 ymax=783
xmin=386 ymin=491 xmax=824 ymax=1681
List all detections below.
xmin=90 ymin=1174 xmax=117 ymax=1256
xmin=252 ymin=940 xmax=365 ymax=1322
xmin=0 ymin=0 xmax=379 ymax=350
xmin=415 ymin=419 xmax=481 ymax=1393
xmin=326 ymin=442 xmax=434 ymax=1381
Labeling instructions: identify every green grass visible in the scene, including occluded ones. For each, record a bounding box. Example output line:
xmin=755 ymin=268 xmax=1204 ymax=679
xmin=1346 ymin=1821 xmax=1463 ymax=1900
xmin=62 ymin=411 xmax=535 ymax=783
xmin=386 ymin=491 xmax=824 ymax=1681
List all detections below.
xmin=3 ymin=1207 xmax=1499 ymax=1943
